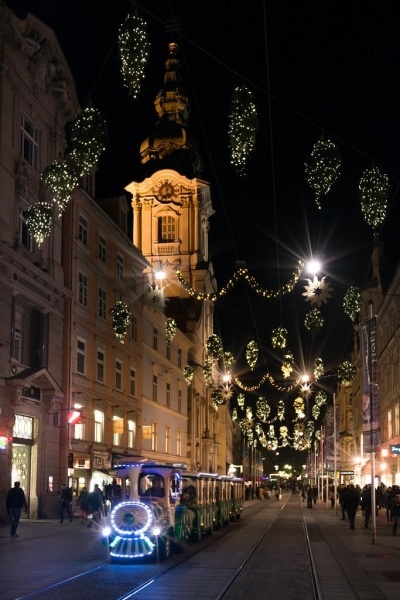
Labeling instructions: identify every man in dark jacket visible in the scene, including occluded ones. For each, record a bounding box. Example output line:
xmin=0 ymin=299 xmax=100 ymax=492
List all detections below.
xmin=345 ymin=484 xmax=360 ymax=530
xmin=58 ymin=483 xmax=73 ymax=523
xmin=6 ymin=481 xmax=28 ymax=537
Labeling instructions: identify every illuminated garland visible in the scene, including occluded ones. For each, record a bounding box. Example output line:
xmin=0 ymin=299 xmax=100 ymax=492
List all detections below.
xmin=173 ymin=262 xmax=304 ymax=301
xmin=183 ymin=365 xmax=194 ymax=384
xmin=359 ymin=166 xmax=389 ymax=230
xmin=315 ymin=391 xmax=327 ymax=406
xmin=233 ymin=372 xmax=301 ymax=393
xmin=110 ymin=300 xmax=131 ymax=342
xmin=271 ymin=327 xmax=288 ymax=349
xmin=246 ymin=340 xmax=258 ymax=370
xmin=118 ymin=11 xmax=150 ymax=98
xmin=69 ymin=107 xmax=107 ymax=176
xmin=211 ymin=389 xmax=224 ymax=407
xmin=313 ymin=357 xmax=324 ymax=381
xmin=228 ymin=83 xmax=259 ymax=176
xmin=206 ymin=334 xmax=223 ymax=361
xmin=338 ymin=361 xmax=356 ymax=384
xmin=202 ymin=364 xmax=213 ymax=382
xmin=343 ymin=286 xmax=361 ymax=322
xmin=24 ymin=201 xmax=53 ymax=247
xmin=41 ymin=160 xmax=79 ymax=217
xmin=304 ymin=308 xmax=324 ymax=332
xmin=165 ymin=317 xmax=177 ymax=342
xmin=223 ymin=351 xmax=235 ymax=370
xmin=305 ymin=138 xmax=341 ymax=209
xmin=281 ymin=351 xmax=294 ymax=378
xmin=256 ymin=396 xmax=270 ymax=422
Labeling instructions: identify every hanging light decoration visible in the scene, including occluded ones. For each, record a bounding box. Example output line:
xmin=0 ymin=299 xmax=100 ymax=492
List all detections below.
xmin=315 ymin=390 xmax=327 ymax=406
xmin=165 ymin=317 xmax=177 ymax=342
xmin=271 ymin=327 xmax=288 ymax=349
xmin=202 ymin=363 xmax=213 ymax=383
xmin=302 ymin=276 xmax=333 ymax=306
xmin=312 ymin=404 xmax=321 ymax=420
xmin=293 ymin=397 xmax=305 ymax=418
xmin=24 ymin=201 xmax=53 ymax=247
xmin=237 ymin=393 xmax=245 ymax=409
xmin=277 ymin=400 xmax=285 ymax=420
xmin=256 ymin=396 xmax=270 ymax=422
xmin=313 ymin=357 xmax=324 ymax=381
xmin=228 ymin=83 xmax=259 ymax=176
xmin=41 ymin=160 xmax=79 ymax=217
xmin=304 ymin=308 xmax=324 ymax=332
xmin=223 ymin=351 xmax=235 ymax=370
xmin=118 ymin=10 xmax=151 ymax=99
xmin=206 ymin=334 xmax=223 ymax=362
xmin=246 ymin=340 xmax=258 ymax=370
xmin=359 ymin=165 xmax=389 ymax=231
xmin=343 ymin=286 xmax=361 ymax=322
xmin=338 ymin=361 xmax=356 ymax=385
xmin=110 ymin=300 xmax=131 ymax=342
xmin=281 ymin=351 xmax=294 ymax=378
xmin=69 ymin=107 xmax=107 ymax=176
xmin=305 ymin=138 xmax=341 ymax=209
xmin=183 ymin=365 xmax=194 ymax=385
xmin=211 ymin=389 xmax=224 ymax=407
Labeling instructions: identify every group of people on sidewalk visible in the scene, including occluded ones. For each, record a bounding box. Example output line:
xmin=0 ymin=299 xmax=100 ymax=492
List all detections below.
xmin=338 ymin=483 xmax=400 ymax=534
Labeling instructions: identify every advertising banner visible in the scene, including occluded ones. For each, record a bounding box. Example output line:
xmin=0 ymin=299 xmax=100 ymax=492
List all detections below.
xmin=361 ymin=318 xmax=381 ymax=453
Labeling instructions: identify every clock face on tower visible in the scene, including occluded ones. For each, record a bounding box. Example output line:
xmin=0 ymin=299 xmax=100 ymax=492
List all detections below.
xmin=156 ymin=179 xmax=178 ymax=201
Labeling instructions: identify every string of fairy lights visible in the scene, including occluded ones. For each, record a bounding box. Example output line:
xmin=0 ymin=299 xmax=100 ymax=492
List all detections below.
xmin=22 ymin=7 xmax=390 ymax=450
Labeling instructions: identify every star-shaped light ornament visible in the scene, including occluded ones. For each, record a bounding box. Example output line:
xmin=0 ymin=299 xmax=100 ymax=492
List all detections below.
xmin=220 ymin=384 xmax=234 ymax=402
xmin=303 ymin=276 xmax=333 ymax=306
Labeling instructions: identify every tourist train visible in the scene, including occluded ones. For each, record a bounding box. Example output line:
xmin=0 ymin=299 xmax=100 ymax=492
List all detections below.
xmin=101 ymin=458 xmax=244 ymax=561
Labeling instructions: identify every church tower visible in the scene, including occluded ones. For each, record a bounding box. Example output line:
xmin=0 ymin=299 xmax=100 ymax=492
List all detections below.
xmin=125 ymin=40 xmax=222 ymax=472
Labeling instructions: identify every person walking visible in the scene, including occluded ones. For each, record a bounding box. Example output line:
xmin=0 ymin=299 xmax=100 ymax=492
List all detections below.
xmin=76 ymin=486 xmax=89 ymax=523
xmin=345 ymin=483 xmax=360 ymax=530
xmin=390 ymin=494 xmax=400 ymax=535
xmin=360 ymin=484 xmax=372 ymax=529
xmin=6 ymin=481 xmax=28 ymax=538
xmin=58 ymin=483 xmax=73 ymax=523
xmin=307 ymin=485 xmax=313 ymax=508
xmin=86 ymin=484 xmax=105 ymax=528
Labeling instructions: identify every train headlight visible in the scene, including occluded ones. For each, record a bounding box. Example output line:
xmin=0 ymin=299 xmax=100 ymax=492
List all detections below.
xmin=152 ymin=525 xmax=161 ymax=536
xmin=102 ymin=525 xmax=112 ymax=537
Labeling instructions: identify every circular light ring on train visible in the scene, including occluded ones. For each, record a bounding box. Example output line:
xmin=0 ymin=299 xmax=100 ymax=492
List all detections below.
xmin=110 ymin=501 xmax=153 ymax=536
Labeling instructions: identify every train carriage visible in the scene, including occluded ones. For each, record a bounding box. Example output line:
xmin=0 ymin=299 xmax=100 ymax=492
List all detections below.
xmin=102 ymin=458 xmax=244 ymax=562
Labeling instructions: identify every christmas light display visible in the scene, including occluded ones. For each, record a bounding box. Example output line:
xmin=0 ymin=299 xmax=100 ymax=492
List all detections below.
xmin=359 ymin=165 xmax=389 ymax=231
xmin=256 ymin=396 xmax=270 ymax=422
xmin=271 ymin=327 xmax=288 ymax=349
xmin=228 ymin=83 xmax=259 ymax=176
xmin=118 ymin=11 xmax=150 ymax=98
xmin=69 ymin=107 xmax=107 ymax=176
xmin=313 ymin=357 xmax=324 ymax=380
xmin=246 ymin=340 xmax=258 ymax=370
xmin=305 ymin=138 xmax=341 ymax=209
xmin=202 ymin=363 xmax=213 ymax=382
xmin=165 ymin=317 xmax=177 ymax=342
xmin=174 ymin=261 xmax=304 ymax=301
xmin=41 ymin=160 xmax=79 ymax=217
xmin=183 ymin=365 xmax=194 ymax=385
xmin=223 ymin=351 xmax=235 ymax=370
xmin=110 ymin=300 xmax=131 ymax=342
xmin=24 ymin=201 xmax=53 ymax=246
xmin=206 ymin=334 xmax=223 ymax=362
xmin=338 ymin=360 xmax=356 ymax=384
xmin=302 ymin=276 xmax=332 ymax=306
xmin=211 ymin=389 xmax=224 ymax=407
xmin=304 ymin=308 xmax=324 ymax=332
xmin=343 ymin=286 xmax=361 ymax=322
xmin=281 ymin=351 xmax=294 ymax=378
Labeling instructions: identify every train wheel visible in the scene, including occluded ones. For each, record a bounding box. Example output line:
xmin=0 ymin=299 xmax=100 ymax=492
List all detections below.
xmin=158 ymin=535 xmax=171 ymax=560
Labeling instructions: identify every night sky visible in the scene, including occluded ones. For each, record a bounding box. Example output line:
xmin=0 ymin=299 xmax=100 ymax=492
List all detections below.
xmin=5 ymin=1 xmax=400 ymax=462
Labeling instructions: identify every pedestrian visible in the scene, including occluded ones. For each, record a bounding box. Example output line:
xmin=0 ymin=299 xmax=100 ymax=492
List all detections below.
xmin=312 ymin=484 xmax=318 ymax=505
xmin=76 ymin=486 xmax=89 ymax=523
xmin=338 ymin=485 xmax=347 ymax=520
xmin=6 ymin=481 xmax=28 ymax=538
xmin=86 ymin=484 xmax=105 ymax=528
xmin=307 ymin=485 xmax=313 ymax=508
xmin=360 ymin=484 xmax=372 ymax=529
xmin=390 ymin=494 xmax=400 ymax=535
xmin=345 ymin=483 xmax=360 ymax=530
xmin=58 ymin=483 xmax=73 ymax=523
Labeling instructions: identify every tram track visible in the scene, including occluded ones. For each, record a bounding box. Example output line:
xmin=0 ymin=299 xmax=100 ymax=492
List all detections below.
xmin=16 ymin=496 xmax=400 ymax=600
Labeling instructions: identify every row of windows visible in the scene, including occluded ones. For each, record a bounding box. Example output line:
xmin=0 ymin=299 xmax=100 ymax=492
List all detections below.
xmin=77 ymin=339 xmax=137 ymax=395
xmin=72 ymin=413 xmax=183 ymax=455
